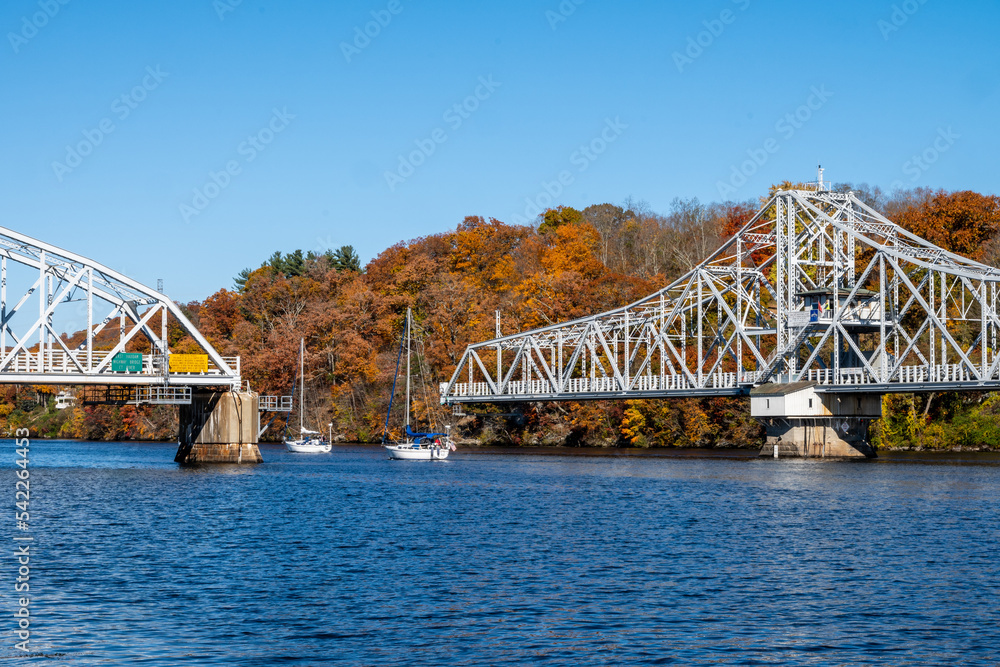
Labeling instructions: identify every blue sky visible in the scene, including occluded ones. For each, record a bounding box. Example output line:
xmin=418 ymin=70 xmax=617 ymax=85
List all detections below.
xmin=2 ymin=0 xmax=997 ymax=301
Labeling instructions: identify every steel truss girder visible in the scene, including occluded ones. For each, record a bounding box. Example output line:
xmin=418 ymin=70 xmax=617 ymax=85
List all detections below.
xmin=0 ymin=225 xmax=239 ymax=388
xmin=443 ymin=189 xmax=1000 ymax=403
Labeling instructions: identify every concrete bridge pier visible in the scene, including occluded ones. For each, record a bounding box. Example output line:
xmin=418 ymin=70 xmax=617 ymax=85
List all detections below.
xmin=175 ymin=390 xmax=262 ymax=464
xmin=750 ymin=382 xmax=880 ymax=459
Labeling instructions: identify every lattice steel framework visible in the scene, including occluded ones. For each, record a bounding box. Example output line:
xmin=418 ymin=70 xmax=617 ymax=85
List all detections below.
xmin=443 ymin=188 xmax=1000 ymax=403
xmin=0 ymin=225 xmax=239 ymax=388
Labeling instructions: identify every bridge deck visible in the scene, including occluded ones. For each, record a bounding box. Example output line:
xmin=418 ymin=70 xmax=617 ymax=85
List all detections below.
xmin=0 ymin=349 xmax=240 ymax=386
xmin=445 ymin=363 xmax=994 ymax=403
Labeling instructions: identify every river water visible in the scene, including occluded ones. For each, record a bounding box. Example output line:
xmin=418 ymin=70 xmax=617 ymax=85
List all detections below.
xmin=3 ymin=440 xmax=999 ymax=665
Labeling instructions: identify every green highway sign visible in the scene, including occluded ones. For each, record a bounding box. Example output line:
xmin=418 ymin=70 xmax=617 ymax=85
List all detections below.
xmin=111 ymin=352 xmax=143 ymax=373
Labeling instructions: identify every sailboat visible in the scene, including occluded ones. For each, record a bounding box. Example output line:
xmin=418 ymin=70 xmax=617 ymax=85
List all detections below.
xmin=383 ymin=308 xmax=455 ymax=460
xmin=285 ymin=338 xmax=332 ymax=453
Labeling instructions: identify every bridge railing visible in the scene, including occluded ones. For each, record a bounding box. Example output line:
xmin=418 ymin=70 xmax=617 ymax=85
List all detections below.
xmin=447 ymin=371 xmax=749 ymax=399
xmin=804 ymin=364 xmax=978 ymax=386
xmin=259 ymin=395 xmax=293 ymax=412
xmin=447 ymin=363 xmax=991 ymax=402
xmin=0 ymin=349 xmax=240 ymax=382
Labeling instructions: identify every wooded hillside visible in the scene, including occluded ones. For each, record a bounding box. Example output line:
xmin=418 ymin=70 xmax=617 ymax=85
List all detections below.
xmin=9 ymin=184 xmax=1000 ymax=450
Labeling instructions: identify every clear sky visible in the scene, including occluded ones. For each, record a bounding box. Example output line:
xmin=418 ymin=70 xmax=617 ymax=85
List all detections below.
xmin=2 ymin=0 xmax=997 ymax=301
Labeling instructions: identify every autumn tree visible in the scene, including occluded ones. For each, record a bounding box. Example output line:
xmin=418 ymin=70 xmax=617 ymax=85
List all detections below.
xmin=50 ymin=183 xmax=1000 ymax=450
xmin=582 ymin=203 xmax=628 ymax=266
xmin=329 ymin=245 xmax=361 ymax=272
xmin=893 ymin=190 xmax=1000 ymax=260
xmin=538 ymin=206 xmax=583 ymax=234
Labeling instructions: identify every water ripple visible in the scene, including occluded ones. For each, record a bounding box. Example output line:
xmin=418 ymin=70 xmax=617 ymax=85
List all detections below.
xmin=1 ymin=442 xmax=998 ymax=665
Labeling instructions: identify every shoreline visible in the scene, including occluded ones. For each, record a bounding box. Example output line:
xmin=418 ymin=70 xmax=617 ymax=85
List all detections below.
xmin=314 ymin=442 xmax=1000 ymax=462
xmin=8 ymin=438 xmax=1000 ymax=460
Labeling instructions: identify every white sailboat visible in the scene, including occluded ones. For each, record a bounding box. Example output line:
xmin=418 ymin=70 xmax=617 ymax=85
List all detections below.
xmin=383 ymin=308 xmax=455 ymax=460
xmin=285 ymin=338 xmax=332 ymax=453
xmin=286 ymin=436 xmax=329 ymax=453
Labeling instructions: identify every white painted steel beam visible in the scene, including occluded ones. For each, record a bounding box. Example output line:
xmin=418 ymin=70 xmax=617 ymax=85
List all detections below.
xmin=443 ymin=188 xmax=1000 ymax=403
xmin=0 ymin=225 xmax=239 ymax=389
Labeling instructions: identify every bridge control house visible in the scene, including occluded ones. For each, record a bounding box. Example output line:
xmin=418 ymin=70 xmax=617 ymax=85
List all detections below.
xmin=790 ymin=288 xmax=889 ymax=335
xmin=750 ymin=382 xmax=880 ymax=458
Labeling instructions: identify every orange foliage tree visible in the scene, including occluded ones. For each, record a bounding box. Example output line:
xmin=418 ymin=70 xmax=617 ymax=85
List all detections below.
xmin=38 ymin=183 xmax=999 ymax=448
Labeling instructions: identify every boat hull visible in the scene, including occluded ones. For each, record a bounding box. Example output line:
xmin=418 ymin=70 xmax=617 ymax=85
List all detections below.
xmin=285 ymin=440 xmax=332 ymax=453
xmin=384 ymin=444 xmax=450 ymax=460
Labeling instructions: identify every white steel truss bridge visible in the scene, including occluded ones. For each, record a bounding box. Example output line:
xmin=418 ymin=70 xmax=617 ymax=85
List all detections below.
xmin=0 ymin=225 xmax=242 ymax=405
xmin=442 ymin=186 xmax=1000 ymax=404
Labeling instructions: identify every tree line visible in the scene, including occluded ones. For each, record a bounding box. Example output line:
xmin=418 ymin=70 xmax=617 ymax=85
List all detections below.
xmin=6 ymin=184 xmax=1000 ymax=450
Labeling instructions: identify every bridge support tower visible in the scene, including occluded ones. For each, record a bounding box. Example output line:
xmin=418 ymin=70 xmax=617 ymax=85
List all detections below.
xmin=175 ymin=390 xmax=262 ymax=464
xmin=750 ymin=383 xmax=880 ymax=458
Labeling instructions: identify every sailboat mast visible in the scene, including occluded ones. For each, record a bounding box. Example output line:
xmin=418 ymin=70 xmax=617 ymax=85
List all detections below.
xmin=405 ymin=308 xmax=411 ymax=430
xmin=299 ymin=337 xmax=304 ymax=434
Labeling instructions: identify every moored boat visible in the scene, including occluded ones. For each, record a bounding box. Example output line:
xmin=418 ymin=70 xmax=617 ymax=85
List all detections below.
xmin=382 ymin=308 xmax=456 ymax=460
xmin=284 ymin=338 xmax=332 ymax=453
xmin=285 ymin=430 xmax=331 ymax=453
xmin=384 ymin=425 xmax=454 ymax=460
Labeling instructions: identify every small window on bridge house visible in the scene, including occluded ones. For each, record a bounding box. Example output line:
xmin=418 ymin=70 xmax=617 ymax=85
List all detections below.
xmin=808 ymin=398 xmax=813 ymax=408
xmin=766 ymin=399 xmax=770 ymax=409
